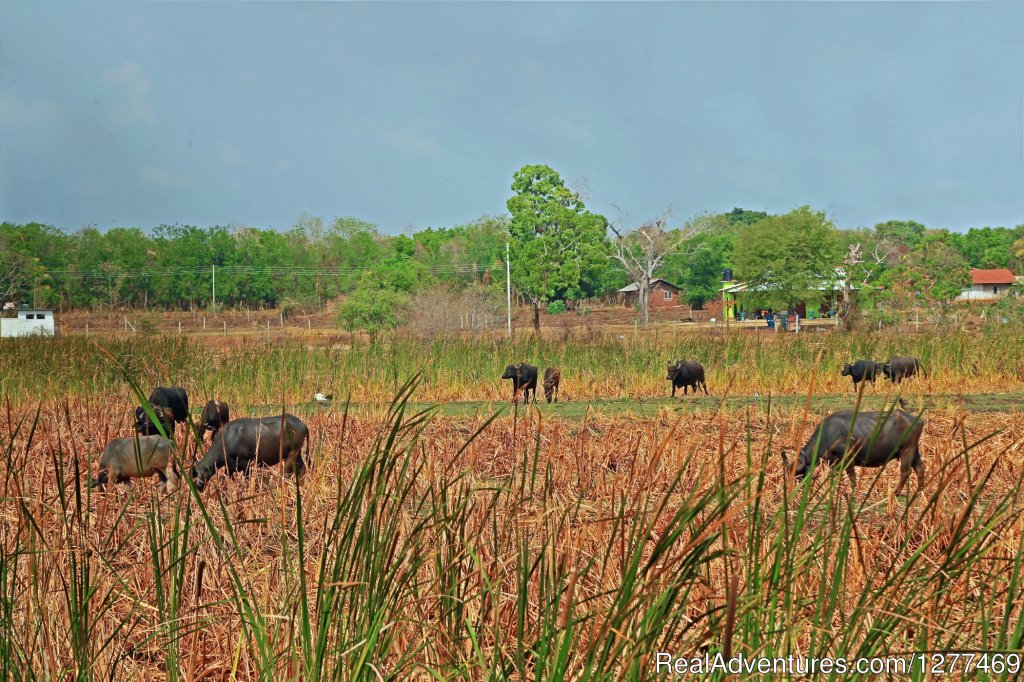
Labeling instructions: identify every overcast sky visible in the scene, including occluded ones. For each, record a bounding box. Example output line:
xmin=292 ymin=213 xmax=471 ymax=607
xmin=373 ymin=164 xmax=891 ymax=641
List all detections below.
xmin=2 ymin=1 xmax=1022 ymax=234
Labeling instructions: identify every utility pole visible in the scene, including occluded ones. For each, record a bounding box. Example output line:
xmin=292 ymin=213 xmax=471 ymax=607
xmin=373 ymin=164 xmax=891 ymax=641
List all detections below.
xmin=212 ymin=265 xmax=216 ymax=307
xmin=505 ymin=242 xmax=512 ymax=337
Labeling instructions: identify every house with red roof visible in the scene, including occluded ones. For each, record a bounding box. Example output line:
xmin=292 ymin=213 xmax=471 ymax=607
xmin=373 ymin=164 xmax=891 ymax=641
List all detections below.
xmin=957 ymin=268 xmax=1017 ymax=301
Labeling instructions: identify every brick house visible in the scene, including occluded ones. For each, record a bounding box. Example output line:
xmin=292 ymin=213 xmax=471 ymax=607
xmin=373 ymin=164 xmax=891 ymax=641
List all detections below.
xmin=618 ymin=279 xmax=681 ymax=309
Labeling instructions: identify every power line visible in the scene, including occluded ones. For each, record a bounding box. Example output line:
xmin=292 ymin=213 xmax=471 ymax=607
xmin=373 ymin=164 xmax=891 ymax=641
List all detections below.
xmin=38 ymin=263 xmax=500 ymax=281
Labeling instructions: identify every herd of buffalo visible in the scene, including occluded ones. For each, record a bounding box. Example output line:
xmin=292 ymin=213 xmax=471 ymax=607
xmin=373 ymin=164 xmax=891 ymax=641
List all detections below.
xmin=92 ymin=354 xmax=929 ymax=498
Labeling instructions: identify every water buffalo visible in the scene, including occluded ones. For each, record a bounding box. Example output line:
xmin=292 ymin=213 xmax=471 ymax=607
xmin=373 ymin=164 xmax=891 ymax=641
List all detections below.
xmin=502 ymin=363 xmax=538 ymax=403
xmin=883 ymin=357 xmax=926 ymax=384
xmin=91 ymin=434 xmax=178 ymax=493
xmin=666 ymin=360 xmax=708 ymax=397
xmin=543 ymin=367 xmax=561 ymax=403
xmin=784 ymin=409 xmax=925 ymax=495
xmin=199 ymin=400 xmax=230 ymax=439
xmin=135 ymin=404 xmax=175 ymax=436
xmin=146 ymin=386 xmax=190 ymax=423
xmin=191 ymin=414 xmax=309 ymax=491
xmin=841 ymin=360 xmax=882 ymax=388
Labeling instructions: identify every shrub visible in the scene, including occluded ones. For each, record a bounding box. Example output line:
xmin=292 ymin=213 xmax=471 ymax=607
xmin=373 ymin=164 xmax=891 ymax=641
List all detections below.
xmin=546 ymin=300 xmax=567 ymax=315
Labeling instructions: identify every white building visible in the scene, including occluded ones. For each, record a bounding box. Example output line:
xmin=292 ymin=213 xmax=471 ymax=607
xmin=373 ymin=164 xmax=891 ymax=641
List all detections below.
xmin=0 ymin=309 xmax=56 ymax=337
xmin=957 ymin=269 xmax=1016 ymax=301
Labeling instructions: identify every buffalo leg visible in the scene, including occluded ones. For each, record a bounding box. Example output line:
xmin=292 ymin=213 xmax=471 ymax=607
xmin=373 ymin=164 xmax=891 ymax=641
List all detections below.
xmin=164 ymin=465 xmax=178 ymax=493
xmin=701 ymin=380 xmax=708 ymax=396
xmin=912 ymin=450 xmax=925 ymax=492
xmin=894 ymin=462 xmax=912 ymax=497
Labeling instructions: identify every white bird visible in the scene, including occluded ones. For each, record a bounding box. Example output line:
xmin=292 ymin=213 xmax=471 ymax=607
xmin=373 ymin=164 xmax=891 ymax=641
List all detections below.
xmin=315 ymin=392 xmax=333 ymax=405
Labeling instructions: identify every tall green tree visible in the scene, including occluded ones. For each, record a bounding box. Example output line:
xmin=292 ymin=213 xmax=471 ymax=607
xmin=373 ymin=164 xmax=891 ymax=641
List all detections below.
xmin=665 ymin=227 xmax=735 ymax=308
xmin=874 ymin=220 xmax=926 ymax=252
xmin=732 ymin=206 xmax=841 ymax=309
xmin=506 ymin=164 xmax=609 ymax=331
xmin=336 ymin=272 xmax=411 ymax=341
xmin=0 ymin=222 xmax=65 ymax=308
xmin=954 ymin=226 xmax=1023 ymax=269
xmin=874 ymin=230 xmax=971 ymax=318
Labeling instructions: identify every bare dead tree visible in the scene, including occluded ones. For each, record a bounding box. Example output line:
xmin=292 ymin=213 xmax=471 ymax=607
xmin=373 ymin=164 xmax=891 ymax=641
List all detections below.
xmin=609 ymin=212 xmax=711 ymax=329
xmin=569 ymin=176 xmax=592 ymax=203
xmin=838 ymin=239 xmax=899 ymax=330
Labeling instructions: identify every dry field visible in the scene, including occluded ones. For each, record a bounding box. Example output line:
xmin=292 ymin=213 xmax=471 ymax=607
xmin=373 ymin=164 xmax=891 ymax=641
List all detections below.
xmin=2 ymin=384 xmax=1023 ymax=679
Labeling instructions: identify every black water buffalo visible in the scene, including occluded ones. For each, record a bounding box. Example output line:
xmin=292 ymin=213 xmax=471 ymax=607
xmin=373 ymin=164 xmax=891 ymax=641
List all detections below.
xmin=502 ymin=363 xmax=538 ymax=403
xmin=784 ymin=409 xmax=925 ymax=495
xmin=883 ymin=357 xmax=926 ymax=384
xmin=841 ymin=360 xmax=882 ymax=388
xmin=191 ymin=414 xmax=309 ymax=491
xmin=666 ymin=360 xmax=708 ymax=397
xmin=135 ymin=404 xmax=175 ymax=436
xmin=543 ymin=367 xmax=561 ymax=403
xmin=200 ymin=400 xmax=230 ymax=439
xmin=149 ymin=386 xmax=189 ymax=422
xmin=92 ymin=434 xmax=178 ymax=493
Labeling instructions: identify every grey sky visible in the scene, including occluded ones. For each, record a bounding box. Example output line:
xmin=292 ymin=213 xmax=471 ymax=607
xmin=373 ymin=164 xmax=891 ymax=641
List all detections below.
xmin=1 ymin=1 xmax=1022 ymax=234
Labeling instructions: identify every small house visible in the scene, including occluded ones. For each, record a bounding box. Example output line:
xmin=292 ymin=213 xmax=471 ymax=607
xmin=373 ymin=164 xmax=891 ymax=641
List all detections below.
xmin=618 ymin=279 xmax=681 ymax=309
xmin=958 ymin=269 xmax=1016 ymax=301
xmin=0 ymin=309 xmax=56 ymax=338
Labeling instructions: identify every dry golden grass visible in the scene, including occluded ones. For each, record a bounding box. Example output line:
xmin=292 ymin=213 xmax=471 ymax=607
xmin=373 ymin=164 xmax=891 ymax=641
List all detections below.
xmin=3 ymin=394 xmax=1023 ymax=679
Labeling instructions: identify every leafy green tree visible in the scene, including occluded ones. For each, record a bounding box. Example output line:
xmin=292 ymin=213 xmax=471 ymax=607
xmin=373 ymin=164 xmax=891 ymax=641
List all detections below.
xmin=336 ymin=272 xmax=410 ymax=341
xmin=732 ymin=206 xmax=841 ymax=309
xmin=954 ymin=226 xmax=1022 ymax=269
xmin=322 ymin=217 xmax=383 ymax=294
xmin=667 ymin=229 xmax=735 ymax=308
xmin=506 ymin=164 xmax=610 ymax=331
xmin=874 ymin=231 xmax=970 ymax=316
xmin=874 ymin=220 xmax=926 ymax=251
xmin=1013 ymin=231 xmax=1024 ymax=264
xmin=0 ymin=222 xmax=63 ymax=307
xmin=724 ymin=207 xmax=769 ymax=226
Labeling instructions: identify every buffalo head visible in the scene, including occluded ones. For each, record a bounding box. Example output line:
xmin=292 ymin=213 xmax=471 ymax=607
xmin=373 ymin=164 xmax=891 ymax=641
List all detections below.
xmin=782 ymin=441 xmax=819 ymax=480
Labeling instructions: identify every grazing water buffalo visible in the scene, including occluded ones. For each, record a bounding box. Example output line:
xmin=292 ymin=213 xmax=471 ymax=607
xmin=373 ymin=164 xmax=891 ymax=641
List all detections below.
xmin=784 ymin=409 xmax=925 ymax=495
xmin=666 ymin=360 xmax=708 ymax=397
xmin=191 ymin=414 xmax=309 ymax=491
xmin=502 ymin=363 xmax=539 ymax=403
xmin=135 ymin=404 xmax=175 ymax=436
xmin=883 ymin=357 xmax=926 ymax=384
xmin=200 ymin=400 xmax=230 ymax=439
xmin=91 ymin=435 xmax=178 ymax=493
xmin=841 ymin=360 xmax=882 ymax=388
xmin=146 ymin=387 xmax=190 ymax=423
xmin=543 ymin=367 xmax=561 ymax=403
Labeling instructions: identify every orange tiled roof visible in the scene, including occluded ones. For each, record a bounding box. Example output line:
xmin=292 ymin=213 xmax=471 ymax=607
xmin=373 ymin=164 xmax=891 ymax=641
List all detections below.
xmin=969 ymin=268 xmax=1015 ymax=285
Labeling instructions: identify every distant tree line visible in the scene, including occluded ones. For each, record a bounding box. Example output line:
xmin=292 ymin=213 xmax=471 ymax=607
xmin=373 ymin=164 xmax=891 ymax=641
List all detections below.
xmin=3 ymin=164 xmax=1023 ymax=332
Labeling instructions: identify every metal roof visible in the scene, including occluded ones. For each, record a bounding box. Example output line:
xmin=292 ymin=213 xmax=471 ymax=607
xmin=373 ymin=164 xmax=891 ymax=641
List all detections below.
xmin=618 ymin=278 xmax=680 ymax=293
